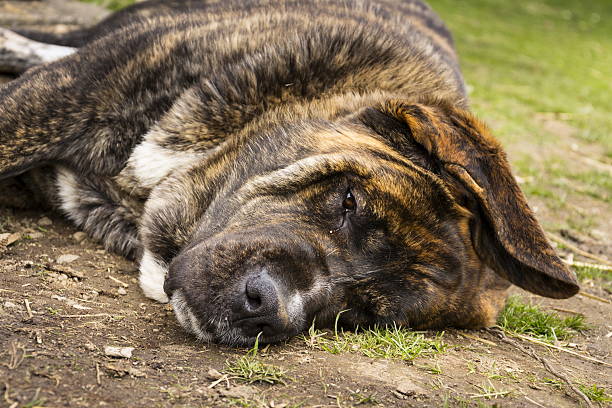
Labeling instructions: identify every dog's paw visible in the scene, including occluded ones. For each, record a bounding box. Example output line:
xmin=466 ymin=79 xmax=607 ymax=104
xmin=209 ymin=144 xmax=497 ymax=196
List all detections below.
xmin=139 ymin=250 xmax=169 ymax=303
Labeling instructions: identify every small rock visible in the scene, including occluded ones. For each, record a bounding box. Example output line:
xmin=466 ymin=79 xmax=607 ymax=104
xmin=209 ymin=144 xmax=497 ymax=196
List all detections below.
xmin=84 ymin=342 xmax=96 ymax=351
xmin=73 ymin=231 xmax=87 ymax=243
xmin=28 ymin=231 xmax=44 ymax=239
xmin=206 ymin=368 xmax=223 ymax=380
xmin=0 ymin=232 xmax=22 ymax=246
xmin=57 ymin=254 xmax=80 ymax=264
xmin=38 ymin=216 xmax=53 ymax=226
xmin=117 ymin=287 xmax=127 ymax=296
xmin=3 ymin=301 xmax=18 ymax=308
xmin=219 ymin=385 xmax=256 ymax=399
xmin=395 ymin=380 xmax=426 ymax=397
xmin=104 ymin=346 xmax=134 ymax=358
xmin=104 ymin=362 xmax=145 ymax=378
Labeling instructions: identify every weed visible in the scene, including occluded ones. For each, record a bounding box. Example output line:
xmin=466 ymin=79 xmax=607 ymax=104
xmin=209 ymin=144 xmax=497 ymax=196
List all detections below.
xmin=578 ymin=384 xmax=612 ymax=403
xmin=22 ymin=399 xmax=46 ymax=408
xmin=497 ymin=296 xmax=588 ymax=343
xmin=224 ymin=335 xmax=287 ymax=385
xmin=349 ymin=391 xmax=379 ymax=405
xmin=542 ymin=377 xmax=564 ymax=390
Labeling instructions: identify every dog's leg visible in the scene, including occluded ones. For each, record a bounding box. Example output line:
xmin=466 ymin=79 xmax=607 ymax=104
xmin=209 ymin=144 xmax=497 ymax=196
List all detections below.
xmin=0 ymin=28 xmax=76 ymax=74
xmin=54 ymin=167 xmax=144 ymax=261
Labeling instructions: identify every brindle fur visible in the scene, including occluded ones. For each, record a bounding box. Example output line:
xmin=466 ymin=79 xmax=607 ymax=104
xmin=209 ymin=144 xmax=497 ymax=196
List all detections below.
xmin=0 ymin=0 xmax=578 ymax=345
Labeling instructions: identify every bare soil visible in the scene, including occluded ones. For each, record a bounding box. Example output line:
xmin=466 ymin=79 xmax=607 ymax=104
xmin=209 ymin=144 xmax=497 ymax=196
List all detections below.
xmin=1 ymin=2 xmax=610 ymax=407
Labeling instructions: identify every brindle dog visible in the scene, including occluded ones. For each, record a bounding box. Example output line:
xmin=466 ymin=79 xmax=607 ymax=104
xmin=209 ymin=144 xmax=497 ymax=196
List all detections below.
xmin=0 ymin=0 xmax=578 ymax=345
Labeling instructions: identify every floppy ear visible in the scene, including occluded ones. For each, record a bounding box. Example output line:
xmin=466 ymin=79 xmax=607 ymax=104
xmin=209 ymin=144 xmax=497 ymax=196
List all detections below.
xmin=377 ymin=99 xmax=578 ymax=299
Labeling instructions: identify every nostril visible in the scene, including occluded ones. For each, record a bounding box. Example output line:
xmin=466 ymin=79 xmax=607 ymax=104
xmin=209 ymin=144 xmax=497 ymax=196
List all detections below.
xmin=245 ymin=285 xmax=262 ymax=310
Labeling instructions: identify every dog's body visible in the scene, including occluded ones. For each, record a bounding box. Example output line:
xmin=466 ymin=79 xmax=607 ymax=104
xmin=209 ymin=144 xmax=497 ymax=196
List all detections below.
xmin=0 ymin=0 xmax=578 ymax=345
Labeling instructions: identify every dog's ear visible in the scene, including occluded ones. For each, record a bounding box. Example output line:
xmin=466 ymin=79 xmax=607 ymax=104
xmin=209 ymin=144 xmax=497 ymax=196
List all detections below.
xmin=375 ymin=99 xmax=579 ymax=299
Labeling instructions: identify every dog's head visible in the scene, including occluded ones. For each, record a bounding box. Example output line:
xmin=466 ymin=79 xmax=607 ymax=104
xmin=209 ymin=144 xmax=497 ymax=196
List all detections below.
xmin=139 ymin=98 xmax=578 ymax=345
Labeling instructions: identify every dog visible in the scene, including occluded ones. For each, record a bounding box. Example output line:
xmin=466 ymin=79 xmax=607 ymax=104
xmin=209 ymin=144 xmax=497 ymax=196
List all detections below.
xmin=0 ymin=0 xmax=579 ymax=345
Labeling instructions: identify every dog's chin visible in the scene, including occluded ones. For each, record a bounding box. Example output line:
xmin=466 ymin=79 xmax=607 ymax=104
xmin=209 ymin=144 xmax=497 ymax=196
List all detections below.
xmin=169 ymin=289 xmax=298 ymax=346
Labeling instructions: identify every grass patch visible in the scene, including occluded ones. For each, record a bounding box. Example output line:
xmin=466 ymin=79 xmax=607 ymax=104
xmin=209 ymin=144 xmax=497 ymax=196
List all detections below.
xmin=497 ymin=296 xmax=588 ymax=343
xmin=304 ymin=315 xmax=446 ymax=361
xmin=224 ymin=336 xmax=287 ymax=385
xmin=578 ymin=384 xmax=612 ymax=403
xmin=571 ymin=263 xmax=612 ymax=292
xmin=80 ymin=0 xmax=135 ymax=10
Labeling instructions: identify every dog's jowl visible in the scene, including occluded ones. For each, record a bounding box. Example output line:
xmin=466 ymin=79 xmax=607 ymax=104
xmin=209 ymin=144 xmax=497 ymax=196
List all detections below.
xmin=0 ymin=0 xmax=578 ymax=345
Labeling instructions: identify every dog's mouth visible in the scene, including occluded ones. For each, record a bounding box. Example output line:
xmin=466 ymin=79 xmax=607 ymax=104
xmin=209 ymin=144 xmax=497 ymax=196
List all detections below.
xmin=169 ymin=284 xmax=308 ymax=346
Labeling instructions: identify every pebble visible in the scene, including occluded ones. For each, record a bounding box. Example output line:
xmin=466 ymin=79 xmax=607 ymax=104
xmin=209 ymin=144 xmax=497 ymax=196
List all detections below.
xmin=3 ymin=301 xmax=18 ymax=308
xmin=117 ymin=287 xmax=127 ymax=296
xmin=28 ymin=231 xmax=44 ymax=239
xmin=104 ymin=346 xmax=134 ymax=359
xmin=206 ymin=368 xmax=223 ymax=380
xmin=395 ymin=380 xmax=426 ymax=397
xmin=73 ymin=231 xmax=87 ymax=243
xmin=57 ymin=254 xmax=80 ymax=264
xmin=38 ymin=216 xmax=53 ymax=226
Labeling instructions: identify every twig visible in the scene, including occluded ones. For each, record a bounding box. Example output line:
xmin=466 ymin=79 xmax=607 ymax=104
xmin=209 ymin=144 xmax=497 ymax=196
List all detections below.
xmin=3 ymin=382 xmax=15 ymax=405
xmin=490 ymin=329 xmax=593 ymax=408
xmin=108 ymin=275 xmax=128 ymax=288
xmin=208 ymin=374 xmax=230 ymax=389
xmin=24 ymin=299 xmax=33 ymax=319
xmin=578 ymin=291 xmax=610 ymax=304
xmin=548 ymin=232 xmax=612 ymax=266
xmin=469 ymin=391 xmax=510 ymax=399
xmin=551 ymin=307 xmax=584 ymax=315
xmin=58 ymin=313 xmax=120 ymax=318
xmin=460 ymin=332 xmax=497 ymax=347
xmin=7 ymin=343 xmax=26 ymax=370
xmin=95 ymin=363 xmax=102 ymax=386
xmin=509 ymin=332 xmax=611 ymax=367
xmin=524 ymin=396 xmax=546 ymax=408
xmin=562 ymin=259 xmax=612 ymax=272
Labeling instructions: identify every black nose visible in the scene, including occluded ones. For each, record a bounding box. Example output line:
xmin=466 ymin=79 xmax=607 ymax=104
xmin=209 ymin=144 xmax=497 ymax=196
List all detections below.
xmin=232 ymin=269 xmax=288 ymax=338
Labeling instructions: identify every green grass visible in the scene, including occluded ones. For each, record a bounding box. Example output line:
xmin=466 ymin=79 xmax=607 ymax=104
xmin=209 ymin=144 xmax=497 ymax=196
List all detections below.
xmin=428 ymin=0 xmax=612 ymax=236
xmin=80 ymin=0 xmax=135 ymax=11
xmin=304 ymin=315 xmax=446 ymax=361
xmin=571 ymin=263 xmax=612 ymax=292
xmin=224 ymin=336 xmax=288 ymax=385
xmin=497 ymin=296 xmax=588 ymax=343
xmin=578 ymin=383 xmax=612 ymax=403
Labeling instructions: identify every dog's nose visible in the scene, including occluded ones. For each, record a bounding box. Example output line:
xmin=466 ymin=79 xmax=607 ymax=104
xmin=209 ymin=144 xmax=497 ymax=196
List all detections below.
xmin=232 ymin=268 xmax=288 ymax=338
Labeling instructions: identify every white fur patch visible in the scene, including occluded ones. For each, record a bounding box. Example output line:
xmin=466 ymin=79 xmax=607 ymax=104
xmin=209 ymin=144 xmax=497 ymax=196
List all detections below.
xmin=129 ymin=137 xmax=203 ymax=189
xmin=286 ymin=293 xmax=304 ymax=323
xmin=56 ymin=167 xmax=86 ymax=225
xmin=138 ymin=250 xmax=169 ymax=303
xmin=171 ymin=290 xmax=212 ymax=342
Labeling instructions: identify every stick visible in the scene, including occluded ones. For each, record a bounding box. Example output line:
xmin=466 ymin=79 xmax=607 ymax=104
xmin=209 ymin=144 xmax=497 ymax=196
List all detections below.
xmin=578 ymin=291 xmax=610 ymax=304
xmin=510 ymin=332 xmax=611 ymax=367
xmin=562 ymin=259 xmax=612 ymax=272
xmin=24 ymin=299 xmax=33 ymax=319
xmin=95 ymin=363 xmax=102 ymax=386
xmin=108 ymin=275 xmax=129 ymax=288
xmin=490 ymin=329 xmax=593 ymax=408
xmin=460 ymin=332 xmax=497 ymax=347
xmin=208 ymin=374 xmax=229 ymax=389
xmin=59 ymin=313 xmax=120 ymax=318
xmin=551 ymin=307 xmax=584 ymax=315
xmin=548 ymin=232 xmax=612 ymax=266
xmin=0 ymin=28 xmax=76 ymax=74
xmin=524 ymin=396 xmax=546 ymax=408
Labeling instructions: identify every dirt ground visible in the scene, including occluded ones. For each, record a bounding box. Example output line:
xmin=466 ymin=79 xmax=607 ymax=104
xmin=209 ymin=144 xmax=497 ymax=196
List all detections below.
xmin=1 ymin=1 xmax=610 ymax=407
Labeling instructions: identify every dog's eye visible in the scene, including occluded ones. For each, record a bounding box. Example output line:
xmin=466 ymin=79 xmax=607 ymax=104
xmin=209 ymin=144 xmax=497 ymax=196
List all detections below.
xmin=342 ymin=190 xmax=357 ymax=212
